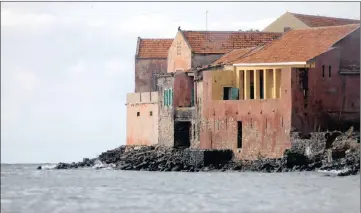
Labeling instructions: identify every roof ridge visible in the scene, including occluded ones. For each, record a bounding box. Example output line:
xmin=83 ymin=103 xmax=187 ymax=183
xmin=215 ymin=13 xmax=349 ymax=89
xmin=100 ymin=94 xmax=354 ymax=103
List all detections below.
xmin=290 ymin=12 xmax=360 ymax=21
xmin=139 ymin=38 xmax=173 ymax=40
xmin=182 ymin=30 xmax=282 ymax=34
xmin=291 ymin=23 xmax=360 ymax=31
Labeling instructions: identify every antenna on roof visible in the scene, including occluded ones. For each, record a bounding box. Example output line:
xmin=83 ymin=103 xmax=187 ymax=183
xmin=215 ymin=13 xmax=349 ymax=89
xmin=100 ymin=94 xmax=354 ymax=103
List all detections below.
xmin=206 ymin=10 xmax=208 ymax=31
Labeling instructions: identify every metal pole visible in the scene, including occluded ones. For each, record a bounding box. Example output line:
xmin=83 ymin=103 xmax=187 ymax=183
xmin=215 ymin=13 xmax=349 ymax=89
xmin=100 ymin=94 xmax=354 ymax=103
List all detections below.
xmin=206 ymin=10 xmax=208 ymax=31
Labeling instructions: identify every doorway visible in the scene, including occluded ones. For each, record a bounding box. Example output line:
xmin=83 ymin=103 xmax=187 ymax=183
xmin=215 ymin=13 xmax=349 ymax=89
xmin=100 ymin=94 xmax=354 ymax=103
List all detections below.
xmin=174 ymin=121 xmax=191 ymax=148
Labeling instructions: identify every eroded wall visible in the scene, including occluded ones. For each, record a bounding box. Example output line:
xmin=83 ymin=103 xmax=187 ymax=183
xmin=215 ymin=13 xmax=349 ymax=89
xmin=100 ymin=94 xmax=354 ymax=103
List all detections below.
xmin=173 ymin=72 xmax=194 ymax=107
xmin=157 ymin=75 xmax=175 ymax=146
xmin=199 ymin=69 xmax=293 ymax=160
xmin=126 ymin=92 xmax=159 ymax=145
xmin=291 ymin=45 xmax=360 ymax=132
xmin=135 ymin=59 xmax=168 ymax=93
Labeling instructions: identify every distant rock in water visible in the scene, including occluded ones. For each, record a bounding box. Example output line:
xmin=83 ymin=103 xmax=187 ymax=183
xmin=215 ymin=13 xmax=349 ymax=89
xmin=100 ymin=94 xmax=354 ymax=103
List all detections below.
xmin=37 ymin=166 xmax=42 ymax=170
xmin=42 ymin=129 xmax=360 ymax=176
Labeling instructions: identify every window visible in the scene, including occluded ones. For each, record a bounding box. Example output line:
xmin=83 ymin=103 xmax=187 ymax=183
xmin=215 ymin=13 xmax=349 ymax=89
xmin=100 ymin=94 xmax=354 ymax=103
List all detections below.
xmin=223 ymin=87 xmax=239 ymax=100
xmin=329 ymin=66 xmax=331 ymax=77
xmin=322 ymin=65 xmax=325 ymax=77
xmin=237 ymin=121 xmax=242 ymax=148
xmin=163 ymin=89 xmax=173 ymax=107
xmin=137 ymin=112 xmax=140 ymax=117
xmin=150 ymin=111 xmax=153 ymax=116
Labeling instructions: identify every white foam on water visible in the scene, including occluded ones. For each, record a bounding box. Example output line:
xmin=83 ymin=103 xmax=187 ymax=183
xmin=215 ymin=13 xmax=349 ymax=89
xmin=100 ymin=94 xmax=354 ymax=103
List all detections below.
xmin=317 ymin=168 xmax=349 ymax=174
xmin=41 ymin=164 xmax=57 ymax=170
xmin=92 ymin=160 xmax=115 ymax=170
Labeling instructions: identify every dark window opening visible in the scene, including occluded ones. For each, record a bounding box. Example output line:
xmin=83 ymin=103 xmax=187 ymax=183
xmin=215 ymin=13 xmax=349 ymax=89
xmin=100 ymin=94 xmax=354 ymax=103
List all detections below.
xmin=137 ymin=112 xmax=140 ymax=117
xmin=322 ymin=65 xmax=325 ymax=77
xmin=174 ymin=121 xmax=191 ymax=148
xmin=329 ymin=66 xmax=331 ymax=77
xmin=250 ymin=84 xmax=254 ymax=99
xmin=223 ymin=87 xmax=239 ymax=100
xmin=149 ymin=111 xmax=153 ymax=116
xmin=260 ymin=71 xmax=264 ymax=99
xmin=250 ymin=119 xmax=253 ymax=128
xmin=237 ymin=121 xmax=242 ymax=148
xmin=281 ymin=117 xmax=284 ymax=127
xmin=284 ymin=27 xmax=291 ymax=32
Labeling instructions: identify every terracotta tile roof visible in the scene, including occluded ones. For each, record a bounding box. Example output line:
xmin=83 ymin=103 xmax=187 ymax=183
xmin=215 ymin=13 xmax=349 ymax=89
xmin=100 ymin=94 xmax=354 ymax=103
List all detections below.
xmin=212 ymin=46 xmax=263 ymax=65
xmin=292 ymin=13 xmax=360 ymax=27
xmin=137 ymin=38 xmax=173 ymax=59
xmin=233 ymin=24 xmax=360 ymax=64
xmin=181 ymin=31 xmax=282 ymax=54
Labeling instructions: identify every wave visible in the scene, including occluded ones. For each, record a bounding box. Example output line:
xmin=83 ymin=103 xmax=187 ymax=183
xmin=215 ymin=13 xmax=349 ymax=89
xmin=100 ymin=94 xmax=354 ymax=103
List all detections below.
xmin=40 ymin=164 xmax=57 ymax=170
xmin=92 ymin=160 xmax=116 ymax=170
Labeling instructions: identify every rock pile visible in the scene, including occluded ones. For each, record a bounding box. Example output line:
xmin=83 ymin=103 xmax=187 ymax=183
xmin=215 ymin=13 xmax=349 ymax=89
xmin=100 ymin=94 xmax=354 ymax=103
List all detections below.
xmin=38 ymin=130 xmax=360 ymax=176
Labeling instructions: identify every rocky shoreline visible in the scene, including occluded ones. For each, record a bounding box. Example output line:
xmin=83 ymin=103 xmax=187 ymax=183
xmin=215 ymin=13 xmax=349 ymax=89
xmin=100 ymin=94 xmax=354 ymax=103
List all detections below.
xmin=38 ymin=130 xmax=360 ymax=176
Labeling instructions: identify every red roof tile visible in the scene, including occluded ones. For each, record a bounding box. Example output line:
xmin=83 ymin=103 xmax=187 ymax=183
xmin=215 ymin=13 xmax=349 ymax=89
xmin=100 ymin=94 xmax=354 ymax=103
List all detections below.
xmin=137 ymin=38 xmax=173 ymax=58
xmin=181 ymin=31 xmax=282 ymax=54
xmin=212 ymin=47 xmax=263 ymax=65
xmin=292 ymin=13 xmax=360 ymax=27
xmin=234 ymin=24 xmax=360 ymax=64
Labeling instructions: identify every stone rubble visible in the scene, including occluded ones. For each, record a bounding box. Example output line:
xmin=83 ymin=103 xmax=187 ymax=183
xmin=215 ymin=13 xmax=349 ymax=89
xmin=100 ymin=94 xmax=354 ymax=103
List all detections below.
xmin=37 ymin=130 xmax=360 ymax=176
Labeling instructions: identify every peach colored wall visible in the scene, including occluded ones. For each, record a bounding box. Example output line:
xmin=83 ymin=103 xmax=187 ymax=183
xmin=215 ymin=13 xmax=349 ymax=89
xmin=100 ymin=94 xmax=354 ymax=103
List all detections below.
xmin=167 ymin=32 xmax=192 ymax=73
xmin=126 ymin=92 xmax=159 ymax=146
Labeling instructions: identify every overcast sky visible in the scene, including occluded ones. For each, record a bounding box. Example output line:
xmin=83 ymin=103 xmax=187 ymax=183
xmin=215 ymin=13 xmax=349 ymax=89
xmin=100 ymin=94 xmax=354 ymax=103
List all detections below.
xmin=1 ymin=2 xmax=360 ymax=164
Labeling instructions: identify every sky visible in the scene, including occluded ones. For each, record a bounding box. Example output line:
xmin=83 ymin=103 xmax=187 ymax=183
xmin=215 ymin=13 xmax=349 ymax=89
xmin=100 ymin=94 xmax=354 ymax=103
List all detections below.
xmin=1 ymin=2 xmax=360 ymax=164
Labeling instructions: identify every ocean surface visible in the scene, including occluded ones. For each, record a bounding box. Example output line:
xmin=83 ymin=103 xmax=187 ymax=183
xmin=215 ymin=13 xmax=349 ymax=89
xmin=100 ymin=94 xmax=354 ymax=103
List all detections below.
xmin=1 ymin=164 xmax=360 ymax=213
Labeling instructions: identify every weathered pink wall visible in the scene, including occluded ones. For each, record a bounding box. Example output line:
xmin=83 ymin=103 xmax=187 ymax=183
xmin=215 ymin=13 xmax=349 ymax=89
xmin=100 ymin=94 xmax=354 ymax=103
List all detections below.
xmin=126 ymin=92 xmax=159 ymax=146
xmin=291 ymin=30 xmax=360 ymax=132
xmin=200 ymin=69 xmax=292 ymax=160
xmin=173 ymin=72 xmax=193 ymax=107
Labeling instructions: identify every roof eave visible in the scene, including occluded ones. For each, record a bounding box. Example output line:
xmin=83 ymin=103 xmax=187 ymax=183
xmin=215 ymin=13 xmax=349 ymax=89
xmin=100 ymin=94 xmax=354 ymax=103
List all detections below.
xmin=232 ymin=61 xmax=316 ymax=68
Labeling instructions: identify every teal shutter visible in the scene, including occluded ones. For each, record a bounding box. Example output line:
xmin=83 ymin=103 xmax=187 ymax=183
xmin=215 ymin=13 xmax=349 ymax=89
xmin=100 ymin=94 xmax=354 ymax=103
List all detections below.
xmin=170 ymin=89 xmax=173 ymax=106
xmin=164 ymin=90 xmax=168 ymax=106
xmin=230 ymin=88 xmax=239 ymax=100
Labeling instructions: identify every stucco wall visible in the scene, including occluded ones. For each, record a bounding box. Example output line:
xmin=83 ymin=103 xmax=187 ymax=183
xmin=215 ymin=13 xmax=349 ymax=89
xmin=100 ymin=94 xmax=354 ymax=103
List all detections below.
xmin=191 ymin=54 xmax=224 ymax=68
xmin=263 ymin=12 xmax=309 ymax=32
xmin=135 ymin=58 xmax=168 ymax=93
xmin=199 ymin=69 xmax=292 ymax=160
xmin=157 ymin=76 xmax=175 ymax=146
xmin=173 ymin=72 xmax=194 ymax=107
xmin=291 ymin=45 xmax=360 ymax=133
xmin=167 ymin=32 xmax=192 ymax=73
xmin=126 ymin=92 xmax=159 ymax=145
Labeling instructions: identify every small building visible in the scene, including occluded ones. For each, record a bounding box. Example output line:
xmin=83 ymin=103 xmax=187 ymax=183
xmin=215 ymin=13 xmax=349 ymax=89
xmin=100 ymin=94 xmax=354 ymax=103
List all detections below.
xmin=126 ymin=92 xmax=159 ymax=146
xmin=135 ymin=38 xmax=173 ymax=92
xmin=194 ymin=24 xmax=360 ymax=160
xmin=263 ymin=12 xmax=360 ymax=33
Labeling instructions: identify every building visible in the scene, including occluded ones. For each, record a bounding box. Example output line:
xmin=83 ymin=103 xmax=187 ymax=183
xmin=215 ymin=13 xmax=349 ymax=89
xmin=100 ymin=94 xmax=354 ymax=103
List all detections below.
xmin=135 ymin=38 xmax=173 ymax=92
xmin=126 ymin=38 xmax=172 ymax=145
xmin=156 ymin=29 xmax=282 ymax=148
xmin=194 ymin=24 xmax=360 ymax=160
xmin=167 ymin=28 xmax=282 ymax=73
xmin=263 ymin=12 xmax=360 ymax=33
